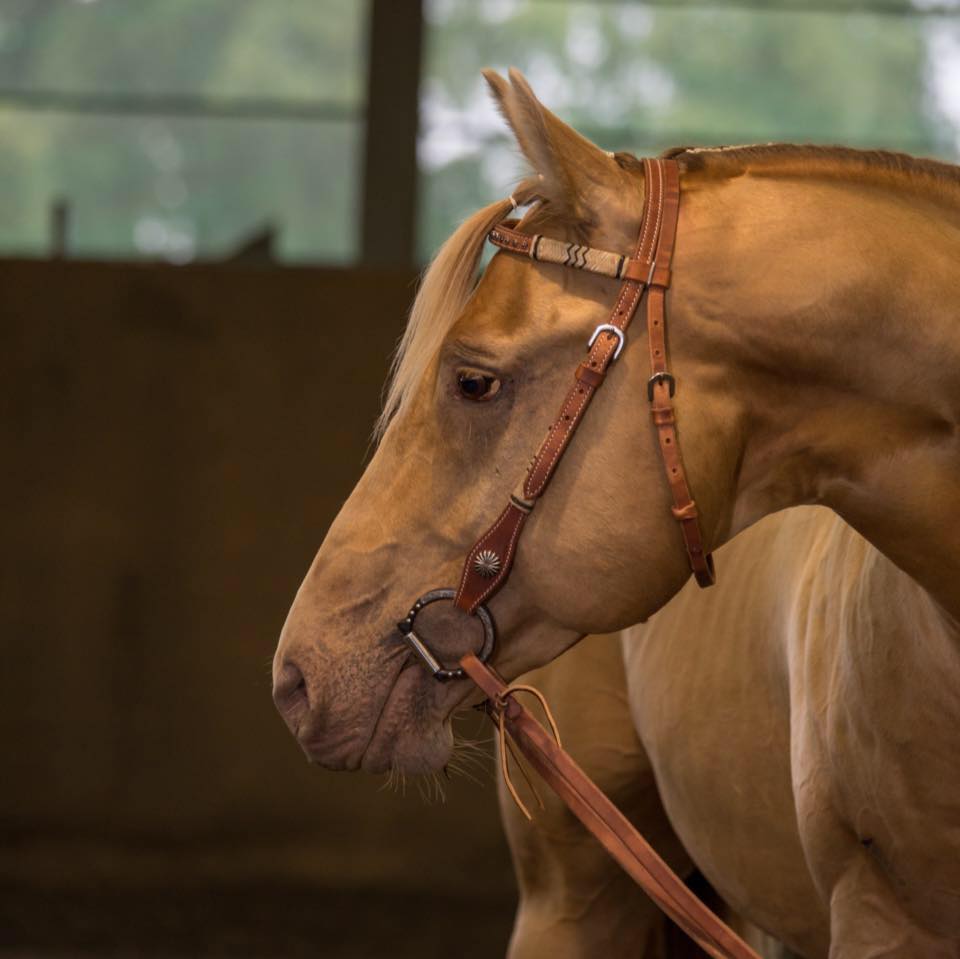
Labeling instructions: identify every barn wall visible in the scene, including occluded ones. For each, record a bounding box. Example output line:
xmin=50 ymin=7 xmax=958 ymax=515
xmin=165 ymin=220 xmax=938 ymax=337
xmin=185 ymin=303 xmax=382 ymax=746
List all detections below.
xmin=0 ymin=259 xmax=513 ymax=894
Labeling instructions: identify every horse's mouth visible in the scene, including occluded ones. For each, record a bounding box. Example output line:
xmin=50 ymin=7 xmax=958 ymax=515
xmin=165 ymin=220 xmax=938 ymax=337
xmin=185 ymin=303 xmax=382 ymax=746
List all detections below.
xmin=295 ymin=652 xmax=465 ymax=774
xmin=357 ymin=658 xmax=471 ymax=774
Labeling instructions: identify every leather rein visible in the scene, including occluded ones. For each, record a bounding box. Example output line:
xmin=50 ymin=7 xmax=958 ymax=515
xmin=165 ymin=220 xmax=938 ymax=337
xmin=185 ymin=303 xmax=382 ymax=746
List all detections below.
xmin=398 ymin=158 xmax=758 ymax=958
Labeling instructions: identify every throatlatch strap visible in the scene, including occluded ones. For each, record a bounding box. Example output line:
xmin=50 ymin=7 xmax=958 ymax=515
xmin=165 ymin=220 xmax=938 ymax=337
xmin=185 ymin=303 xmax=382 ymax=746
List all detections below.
xmin=642 ymin=158 xmax=715 ymax=587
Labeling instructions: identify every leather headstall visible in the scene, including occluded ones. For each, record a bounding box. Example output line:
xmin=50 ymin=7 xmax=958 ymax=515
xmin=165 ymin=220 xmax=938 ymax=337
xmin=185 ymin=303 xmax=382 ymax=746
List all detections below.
xmin=456 ymin=155 xmax=714 ymax=619
xmin=397 ymin=156 xmax=714 ymax=680
xmin=395 ymin=158 xmax=759 ymax=959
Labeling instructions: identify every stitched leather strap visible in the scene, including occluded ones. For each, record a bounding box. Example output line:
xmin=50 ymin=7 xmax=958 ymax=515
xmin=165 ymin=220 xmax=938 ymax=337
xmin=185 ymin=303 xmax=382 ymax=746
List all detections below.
xmin=456 ymin=157 xmax=713 ymax=612
xmin=643 ymin=158 xmax=716 ymax=587
xmin=461 ymin=653 xmax=760 ymax=959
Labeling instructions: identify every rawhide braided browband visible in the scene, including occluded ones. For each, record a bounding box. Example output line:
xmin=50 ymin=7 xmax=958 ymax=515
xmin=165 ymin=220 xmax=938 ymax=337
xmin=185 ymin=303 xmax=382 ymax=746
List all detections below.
xmin=488 ymin=221 xmax=673 ymax=287
xmin=454 ymin=157 xmax=715 ymax=617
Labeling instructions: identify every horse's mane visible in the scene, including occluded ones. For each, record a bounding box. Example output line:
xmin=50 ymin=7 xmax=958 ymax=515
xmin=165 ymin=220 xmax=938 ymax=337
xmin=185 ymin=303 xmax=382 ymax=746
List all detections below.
xmin=376 ymin=173 xmax=541 ymax=441
xmin=661 ymin=142 xmax=960 ymax=192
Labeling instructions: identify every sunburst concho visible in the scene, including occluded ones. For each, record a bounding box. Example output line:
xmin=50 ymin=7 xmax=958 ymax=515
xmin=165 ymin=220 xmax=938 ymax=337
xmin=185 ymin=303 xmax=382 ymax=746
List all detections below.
xmin=473 ymin=549 xmax=501 ymax=579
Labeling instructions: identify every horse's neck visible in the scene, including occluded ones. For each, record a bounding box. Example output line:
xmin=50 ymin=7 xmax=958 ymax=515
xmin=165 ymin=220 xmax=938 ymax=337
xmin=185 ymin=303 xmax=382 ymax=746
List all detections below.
xmin=683 ymin=166 xmax=960 ymax=620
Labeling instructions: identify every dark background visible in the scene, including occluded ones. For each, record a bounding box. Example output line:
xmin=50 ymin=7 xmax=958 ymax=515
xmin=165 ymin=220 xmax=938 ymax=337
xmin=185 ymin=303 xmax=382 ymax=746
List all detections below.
xmin=1 ymin=258 xmax=517 ymax=956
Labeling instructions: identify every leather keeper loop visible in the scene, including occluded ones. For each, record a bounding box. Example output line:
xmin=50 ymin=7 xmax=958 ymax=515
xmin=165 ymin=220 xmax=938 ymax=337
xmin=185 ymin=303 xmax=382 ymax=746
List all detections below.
xmin=621 ymin=257 xmax=653 ymax=282
xmin=649 ymin=264 xmax=672 ymax=287
xmin=575 ymin=363 xmax=606 ymax=387
xmin=651 ymin=406 xmax=676 ymax=426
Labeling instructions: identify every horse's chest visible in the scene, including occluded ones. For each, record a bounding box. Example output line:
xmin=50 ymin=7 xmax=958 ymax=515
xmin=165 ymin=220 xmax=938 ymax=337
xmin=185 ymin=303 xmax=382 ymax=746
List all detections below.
xmin=624 ymin=618 xmax=831 ymax=953
xmin=793 ymin=621 xmax=960 ymax=936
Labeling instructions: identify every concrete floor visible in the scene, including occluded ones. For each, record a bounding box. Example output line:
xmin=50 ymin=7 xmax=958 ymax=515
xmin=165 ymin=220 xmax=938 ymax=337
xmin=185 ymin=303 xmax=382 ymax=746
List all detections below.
xmin=0 ymin=882 xmax=517 ymax=958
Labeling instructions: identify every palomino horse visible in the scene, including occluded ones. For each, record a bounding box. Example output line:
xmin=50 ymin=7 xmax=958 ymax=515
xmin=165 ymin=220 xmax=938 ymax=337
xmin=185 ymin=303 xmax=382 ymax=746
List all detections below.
xmin=273 ymin=70 xmax=960 ymax=956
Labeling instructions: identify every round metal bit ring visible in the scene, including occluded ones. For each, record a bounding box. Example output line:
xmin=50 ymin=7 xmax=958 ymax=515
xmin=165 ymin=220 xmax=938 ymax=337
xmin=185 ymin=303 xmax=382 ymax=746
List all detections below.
xmin=396 ymin=588 xmax=496 ymax=682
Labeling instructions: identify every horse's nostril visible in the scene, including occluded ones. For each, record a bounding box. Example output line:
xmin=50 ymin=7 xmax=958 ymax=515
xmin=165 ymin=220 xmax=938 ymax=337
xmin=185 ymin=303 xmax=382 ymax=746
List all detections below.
xmin=273 ymin=661 xmax=308 ymax=717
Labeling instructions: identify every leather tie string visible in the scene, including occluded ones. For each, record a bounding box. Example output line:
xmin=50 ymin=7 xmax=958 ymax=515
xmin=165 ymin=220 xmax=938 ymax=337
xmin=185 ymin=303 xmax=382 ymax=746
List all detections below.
xmin=492 ymin=682 xmax=562 ymax=821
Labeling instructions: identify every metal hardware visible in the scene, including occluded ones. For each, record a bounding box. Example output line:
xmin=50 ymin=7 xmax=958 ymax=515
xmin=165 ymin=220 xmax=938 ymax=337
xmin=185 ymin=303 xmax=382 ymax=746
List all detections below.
xmin=587 ymin=323 xmax=625 ymax=361
xmin=473 ymin=549 xmax=501 ymax=578
xmin=647 ymin=371 xmax=676 ymax=402
xmin=396 ymin=588 xmax=496 ymax=682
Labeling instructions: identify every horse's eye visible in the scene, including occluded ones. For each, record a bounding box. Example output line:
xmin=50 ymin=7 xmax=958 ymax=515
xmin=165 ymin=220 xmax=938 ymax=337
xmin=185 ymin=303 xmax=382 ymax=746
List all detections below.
xmin=457 ymin=370 xmax=501 ymax=402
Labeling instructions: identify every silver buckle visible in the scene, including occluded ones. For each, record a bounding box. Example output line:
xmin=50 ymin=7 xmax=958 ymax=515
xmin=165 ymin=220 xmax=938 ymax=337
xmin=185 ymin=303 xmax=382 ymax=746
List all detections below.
xmin=587 ymin=323 xmax=626 ymax=361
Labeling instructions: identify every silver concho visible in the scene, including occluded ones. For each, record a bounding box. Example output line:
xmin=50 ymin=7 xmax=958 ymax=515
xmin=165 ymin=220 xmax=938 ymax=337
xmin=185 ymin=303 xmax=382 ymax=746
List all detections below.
xmin=473 ymin=549 xmax=501 ymax=578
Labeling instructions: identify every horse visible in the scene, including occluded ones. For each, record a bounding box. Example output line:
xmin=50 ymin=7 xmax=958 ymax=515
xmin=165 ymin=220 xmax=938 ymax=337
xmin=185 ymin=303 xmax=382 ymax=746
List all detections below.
xmin=272 ymin=69 xmax=960 ymax=957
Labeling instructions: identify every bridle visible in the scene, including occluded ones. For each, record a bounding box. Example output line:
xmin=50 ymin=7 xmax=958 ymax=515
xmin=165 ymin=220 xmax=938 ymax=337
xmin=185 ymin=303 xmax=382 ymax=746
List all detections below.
xmin=395 ymin=158 xmax=759 ymax=958
xmin=398 ymin=156 xmax=714 ymax=681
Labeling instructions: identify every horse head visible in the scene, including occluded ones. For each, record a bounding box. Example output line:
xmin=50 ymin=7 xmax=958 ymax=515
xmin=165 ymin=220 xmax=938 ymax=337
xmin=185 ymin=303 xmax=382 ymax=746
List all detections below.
xmin=272 ymin=70 xmax=743 ymax=774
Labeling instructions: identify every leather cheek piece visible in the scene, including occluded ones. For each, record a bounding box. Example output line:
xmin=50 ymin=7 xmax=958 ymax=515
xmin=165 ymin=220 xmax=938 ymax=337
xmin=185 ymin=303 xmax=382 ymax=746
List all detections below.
xmin=455 ymin=502 xmax=529 ymax=613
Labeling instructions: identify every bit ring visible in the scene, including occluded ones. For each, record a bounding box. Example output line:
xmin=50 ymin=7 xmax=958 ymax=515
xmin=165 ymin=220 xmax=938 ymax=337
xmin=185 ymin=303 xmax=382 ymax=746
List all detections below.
xmin=396 ymin=588 xmax=496 ymax=682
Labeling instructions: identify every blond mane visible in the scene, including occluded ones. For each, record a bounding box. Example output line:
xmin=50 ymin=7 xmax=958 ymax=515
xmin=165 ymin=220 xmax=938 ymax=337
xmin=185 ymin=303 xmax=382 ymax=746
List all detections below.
xmin=374 ymin=197 xmax=515 ymax=440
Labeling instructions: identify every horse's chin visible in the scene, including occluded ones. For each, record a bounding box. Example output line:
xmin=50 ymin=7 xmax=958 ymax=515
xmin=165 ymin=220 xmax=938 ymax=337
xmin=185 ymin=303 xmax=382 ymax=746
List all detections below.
xmin=356 ymin=660 xmax=454 ymax=773
xmin=360 ymin=714 xmax=454 ymax=775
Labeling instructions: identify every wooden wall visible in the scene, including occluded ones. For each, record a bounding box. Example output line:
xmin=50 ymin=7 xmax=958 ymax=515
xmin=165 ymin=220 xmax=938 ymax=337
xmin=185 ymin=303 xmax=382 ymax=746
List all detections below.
xmin=0 ymin=259 xmax=514 ymax=895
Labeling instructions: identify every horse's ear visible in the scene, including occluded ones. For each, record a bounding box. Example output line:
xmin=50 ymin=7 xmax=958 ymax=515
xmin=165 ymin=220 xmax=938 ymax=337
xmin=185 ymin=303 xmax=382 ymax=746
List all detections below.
xmin=483 ymin=68 xmax=624 ymax=223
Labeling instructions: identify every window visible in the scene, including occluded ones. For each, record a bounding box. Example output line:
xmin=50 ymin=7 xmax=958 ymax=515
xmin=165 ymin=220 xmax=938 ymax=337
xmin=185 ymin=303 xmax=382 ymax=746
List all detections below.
xmin=0 ymin=0 xmax=369 ymax=263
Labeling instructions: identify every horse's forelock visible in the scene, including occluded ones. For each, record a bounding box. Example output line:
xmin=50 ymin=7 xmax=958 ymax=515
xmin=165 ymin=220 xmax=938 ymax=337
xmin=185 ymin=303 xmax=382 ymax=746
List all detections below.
xmin=374 ymin=195 xmax=518 ymax=442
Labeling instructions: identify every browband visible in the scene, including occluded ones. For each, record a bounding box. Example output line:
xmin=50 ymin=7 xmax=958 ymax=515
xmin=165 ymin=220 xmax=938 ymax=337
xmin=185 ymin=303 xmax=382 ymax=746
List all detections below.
xmin=489 ymin=221 xmax=673 ymax=287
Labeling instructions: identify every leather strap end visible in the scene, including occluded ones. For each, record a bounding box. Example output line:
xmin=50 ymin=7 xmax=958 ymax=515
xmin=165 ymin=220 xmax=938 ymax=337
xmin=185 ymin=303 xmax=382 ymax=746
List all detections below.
xmin=693 ymin=553 xmax=717 ymax=588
